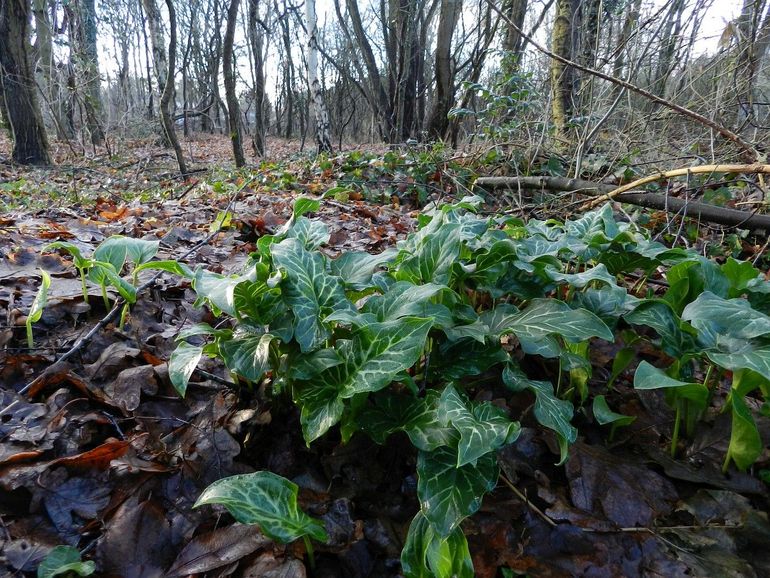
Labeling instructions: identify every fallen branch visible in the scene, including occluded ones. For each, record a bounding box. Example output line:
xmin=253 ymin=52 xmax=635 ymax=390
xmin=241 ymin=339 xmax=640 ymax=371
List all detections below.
xmin=581 ymin=163 xmax=770 ymax=210
xmin=475 ymin=175 xmax=770 ymax=232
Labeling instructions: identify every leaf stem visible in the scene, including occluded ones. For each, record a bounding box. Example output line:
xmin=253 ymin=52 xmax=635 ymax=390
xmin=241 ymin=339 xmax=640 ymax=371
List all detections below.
xmin=670 ymin=400 xmax=681 ymax=458
xmin=303 ymin=535 xmax=316 ymax=570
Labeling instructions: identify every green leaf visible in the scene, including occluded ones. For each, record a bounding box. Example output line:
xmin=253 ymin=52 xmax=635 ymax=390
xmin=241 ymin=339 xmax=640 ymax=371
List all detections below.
xmin=93 ymin=235 xmax=159 ymax=272
xmin=401 ymin=512 xmax=474 ymax=578
xmin=286 ymin=216 xmax=330 ymax=249
xmin=592 ymin=395 xmax=636 ymax=428
xmin=294 ymin=380 xmax=346 ymax=444
xmin=134 ymin=259 xmax=194 ymax=279
xmin=193 ymin=471 xmax=328 ymax=544
xmin=396 ymin=223 xmax=461 ymax=284
xmin=682 ymin=291 xmax=770 ymax=341
xmin=26 ymin=270 xmax=51 ymax=348
xmin=708 ymin=345 xmax=770 ymax=382
xmin=633 ymin=361 xmax=695 ymax=390
xmin=438 ymin=385 xmax=520 ymax=467
xmin=722 ymin=258 xmax=763 ymax=297
xmin=329 ymin=249 xmax=396 ymax=290
xmin=168 ymin=342 xmax=204 ymax=397
xmin=44 ymin=241 xmax=90 ymax=269
xmin=192 ymin=269 xmax=242 ymax=316
xmin=296 ymin=317 xmax=433 ymax=442
xmin=358 ymin=391 xmax=456 ymax=450
xmin=272 ymin=238 xmax=353 ymax=352
xmin=725 ymin=394 xmax=763 ymax=471
xmin=503 ymin=364 xmax=576 ymax=464
xmin=417 ymin=448 xmax=498 ymax=537
xmin=37 ymin=545 xmax=94 ymax=578
xmin=625 ymin=300 xmax=697 ymax=357
xmin=545 ymin=263 xmax=618 ymax=289
xmin=292 ymin=196 xmax=320 ymax=218
xmin=500 ymin=299 xmax=613 ymax=343
xmin=338 ymin=317 xmax=434 ymax=398
xmin=363 ymin=281 xmax=446 ymax=322
xmin=90 ymin=262 xmax=138 ymax=303
xmin=219 ymin=332 xmax=274 ymax=382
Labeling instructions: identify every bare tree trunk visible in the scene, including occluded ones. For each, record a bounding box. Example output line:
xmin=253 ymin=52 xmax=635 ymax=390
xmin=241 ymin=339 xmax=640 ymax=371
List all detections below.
xmin=248 ymin=0 xmax=267 ymax=156
xmin=306 ymin=0 xmax=332 ymax=153
xmin=224 ymin=0 xmax=245 ymax=166
xmin=142 ymin=0 xmax=186 ymax=174
xmin=427 ymin=0 xmax=461 ymax=140
xmin=550 ymin=0 xmax=573 ymax=146
xmin=0 ymin=0 xmax=51 ymax=165
xmin=67 ymin=0 xmax=105 ymax=145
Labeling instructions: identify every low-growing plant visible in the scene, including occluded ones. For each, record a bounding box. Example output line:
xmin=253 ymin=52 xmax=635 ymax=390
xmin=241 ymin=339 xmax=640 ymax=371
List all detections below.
xmin=34 ymin=195 xmax=770 ymax=576
xmin=161 ymin=197 xmax=770 ymax=576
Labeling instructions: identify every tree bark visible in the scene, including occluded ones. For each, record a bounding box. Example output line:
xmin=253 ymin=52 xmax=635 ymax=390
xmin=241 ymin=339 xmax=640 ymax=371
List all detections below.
xmin=306 ymin=0 xmax=333 ymax=153
xmin=224 ymin=0 xmax=245 ymax=166
xmin=69 ymin=0 xmax=105 ymax=145
xmin=427 ymin=0 xmax=461 ymax=140
xmin=0 ymin=0 xmax=51 ymax=165
xmin=247 ymin=0 xmax=267 ymax=156
xmin=550 ymin=0 xmax=572 ymax=146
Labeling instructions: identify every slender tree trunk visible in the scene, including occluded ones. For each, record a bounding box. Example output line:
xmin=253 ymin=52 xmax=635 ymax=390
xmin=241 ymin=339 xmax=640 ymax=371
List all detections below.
xmin=306 ymin=0 xmax=332 ymax=153
xmin=142 ymin=0 xmax=170 ymax=144
xmin=427 ymin=0 xmax=461 ymax=140
xmin=0 ymin=0 xmax=51 ymax=165
xmin=550 ymin=0 xmax=573 ymax=146
xmin=248 ymin=0 xmax=267 ymax=155
xmin=70 ymin=0 xmax=105 ymax=145
xmin=224 ymin=0 xmax=245 ymax=166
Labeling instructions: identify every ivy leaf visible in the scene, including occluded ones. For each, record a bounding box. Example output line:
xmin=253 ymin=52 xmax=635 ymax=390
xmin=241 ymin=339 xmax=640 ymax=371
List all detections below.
xmin=168 ymin=342 xmax=204 ymax=397
xmin=417 ymin=448 xmax=498 ymax=537
xmin=272 ymin=238 xmax=353 ymax=352
xmin=37 ymin=545 xmax=94 ymax=578
xmin=219 ymin=333 xmax=274 ymax=382
xmin=400 ymin=512 xmax=474 ymax=578
xmin=438 ymin=385 xmax=520 ymax=467
xmin=501 ymin=299 xmax=613 ymax=343
xmin=194 ymin=471 xmax=328 ymax=544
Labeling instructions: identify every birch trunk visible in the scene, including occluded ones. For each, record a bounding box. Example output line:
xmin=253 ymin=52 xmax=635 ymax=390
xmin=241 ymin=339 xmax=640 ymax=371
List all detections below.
xmin=306 ymin=0 xmax=333 ymax=153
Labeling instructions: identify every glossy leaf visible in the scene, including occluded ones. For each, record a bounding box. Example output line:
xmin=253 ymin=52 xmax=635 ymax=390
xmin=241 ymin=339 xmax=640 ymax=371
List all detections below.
xmin=682 ymin=291 xmax=770 ymax=341
xmin=169 ymin=342 xmax=204 ymax=397
xmin=272 ymin=238 xmax=353 ymax=352
xmin=708 ymin=345 xmax=770 ymax=382
xmin=438 ymin=385 xmax=520 ymax=466
xmin=417 ymin=448 xmax=498 ymax=537
xmin=219 ymin=333 xmax=274 ymax=382
xmin=401 ymin=512 xmax=473 ymax=578
xmin=500 ymin=299 xmax=613 ymax=343
xmin=194 ymin=471 xmax=328 ymax=544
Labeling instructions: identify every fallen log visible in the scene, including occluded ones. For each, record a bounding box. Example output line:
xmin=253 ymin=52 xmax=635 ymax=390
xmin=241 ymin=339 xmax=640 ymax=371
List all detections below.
xmin=474 ymin=175 xmax=770 ymax=232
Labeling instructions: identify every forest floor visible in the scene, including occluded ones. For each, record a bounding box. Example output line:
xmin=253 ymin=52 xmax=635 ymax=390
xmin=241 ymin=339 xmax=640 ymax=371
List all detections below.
xmin=1 ymin=134 xmax=769 ymax=577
